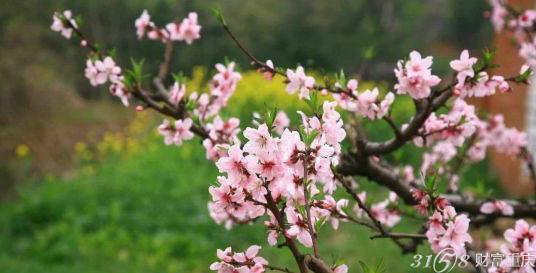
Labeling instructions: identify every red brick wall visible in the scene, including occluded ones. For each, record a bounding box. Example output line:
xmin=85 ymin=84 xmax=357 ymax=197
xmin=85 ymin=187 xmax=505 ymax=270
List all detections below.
xmin=480 ymin=0 xmax=534 ymax=195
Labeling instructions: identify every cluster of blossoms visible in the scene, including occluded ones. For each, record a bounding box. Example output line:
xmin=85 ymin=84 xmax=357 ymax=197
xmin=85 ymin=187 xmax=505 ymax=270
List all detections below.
xmin=203 ymin=116 xmax=242 ymax=161
xmin=488 ymin=220 xmax=536 ymax=273
xmin=210 ymin=245 xmax=268 ymax=273
xmin=467 ymin=114 xmax=528 ymax=161
xmin=480 ymin=200 xmax=514 ymax=216
xmin=416 ymin=99 xmax=480 ymax=173
xmin=426 ymin=205 xmax=472 ymax=256
xmin=450 ymin=50 xmax=510 ymax=98
xmin=51 ymin=11 xmax=131 ymax=106
xmin=286 ymin=66 xmax=315 ymax=100
xmin=412 ymin=189 xmax=473 ymax=257
xmin=487 ymin=0 xmax=536 ymax=69
xmin=418 ymin=96 xmax=527 ymax=175
xmin=52 ymin=6 xmax=536 ymax=273
xmin=394 ymin=51 xmax=441 ymax=99
xmin=85 ymin=57 xmax=130 ymax=106
xmin=156 ymin=62 xmax=242 ymax=152
xmin=368 ymin=192 xmax=401 ymax=227
xmin=331 ymin=79 xmax=395 ymax=120
xmin=135 ymin=10 xmax=201 ymax=44
xmin=209 ymin=101 xmax=347 ymax=246
xmin=51 ymin=10 xmax=77 ymax=39
xmin=200 ymin=62 xmax=243 ymax=118
xmin=157 ymin=118 xmax=194 ymax=146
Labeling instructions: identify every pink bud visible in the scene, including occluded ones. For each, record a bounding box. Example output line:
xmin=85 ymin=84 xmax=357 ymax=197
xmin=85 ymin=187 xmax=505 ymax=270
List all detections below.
xmin=135 ymin=105 xmax=144 ymax=112
xmin=80 ymin=40 xmax=87 ymax=47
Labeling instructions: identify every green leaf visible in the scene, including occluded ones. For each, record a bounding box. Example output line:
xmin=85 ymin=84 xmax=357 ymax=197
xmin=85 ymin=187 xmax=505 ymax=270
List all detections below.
xmin=374 ymin=258 xmax=386 ymax=273
xmin=172 ymin=72 xmax=188 ymax=84
xmin=211 ymin=8 xmax=226 ymax=26
xmin=337 ymin=69 xmax=347 ymax=86
xmin=305 ymin=130 xmax=319 ymax=147
xmin=359 ymin=261 xmax=371 ymax=273
xmin=515 ymin=67 xmax=533 ymax=83
xmin=265 ymin=106 xmax=278 ymax=130
xmin=305 ymin=91 xmax=320 ymax=114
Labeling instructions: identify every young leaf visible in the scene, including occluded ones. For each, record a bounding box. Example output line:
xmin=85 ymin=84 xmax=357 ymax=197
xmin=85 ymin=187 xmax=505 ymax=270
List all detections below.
xmin=212 ymin=8 xmax=227 ymax=26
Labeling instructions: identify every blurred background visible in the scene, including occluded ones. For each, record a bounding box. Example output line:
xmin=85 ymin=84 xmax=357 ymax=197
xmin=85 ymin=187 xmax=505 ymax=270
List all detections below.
xmin=0 ymin=0 xmax=520 ymax=272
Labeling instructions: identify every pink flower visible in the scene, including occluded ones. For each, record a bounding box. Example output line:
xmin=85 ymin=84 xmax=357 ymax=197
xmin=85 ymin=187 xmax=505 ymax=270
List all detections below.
xmin=84 ymin=59 xmax=103 ymax=86
xmin=169 ymin=82 xmax=186 ymax=107
xmin=455 ymin=72 xmax=510 ymax=98
xmin=520 ymin=39 xmax=536 ymax=67
xmin=333 ymin=264 xmax=348 ymax=273
xmin=216 ymin=144 xmax=253 ymax=183
xmin=207 ymin=116 xmax=241 ymax=142
xmin=395 ymin=51 xmax=441 ymax=99
xmin=167 ymin=12 xmax=201 ymax=44
xmin=272 ymin=111 xmax=290 ymax=134
xmin=279 ymin=129 xmax=305 ymax=167
xmin=157 ymin=118 xmax=194 ymax=146
xmin=519 ymin=10 xmax=536 ymax=28
xmin=261 ymin=60 xmax=275 ymax=80
xmin=134 ymin=10 xmax=153 ymax=39
xmin=488 ymin=0 xmax=508 ymax=32
xmin=210 ymin=245 xmax=268 ymax=273
xmin=332 ymin=79 xmax=359 ymax=111
xmin=173 ymin=118 xmax=195 ymax=145
xmin=437 ymin=214 xmax=472 ymax=256
xmin=371 ymin=199 xmax=401 ymax=228
xmin=355 ymin=89 xmax=394 ymax=119
xmin=427 ymin=211 xmax=446 ymax=235
xmin=480 ymin=200 xmax=514 ymax=215
xmin=85 ymin=57 xmax=121 ymax=86
xmin=109 ymin=78 xmax=130 ymax=106
xmin=285 ymin=207 xmax=313 ymax=247
xmin=243 ymin=124 xmax=278 ymax=159
xmin=504 ymin=220 xmax=536 ymax=245
xmin=51 ymin=10 xmax=77 ymax=39
xmin=286 ymin=66 xmax=315 ymax=100
xmin=450 ymin=50 xmax=477 ymax=85
xmin=208 ymin=62 xmax=242 ymax=115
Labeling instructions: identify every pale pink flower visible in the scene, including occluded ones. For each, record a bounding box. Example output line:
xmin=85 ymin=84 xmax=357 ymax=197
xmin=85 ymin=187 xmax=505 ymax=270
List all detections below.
xmin=488 ymin=0 xmax=508 ymax=32
xmin=168 ymin=12 xmax=201 ymax=44
xmin=519 ymin=10 xmax=536 ymax=28
xmin=243 ymin=124 xmax=278 ymax=158
xmin=520 ymin=39 xmax=536 ymax=67
xmin=216 ymin=144 xmax=254 ymax=183
xmin=84 ymin=59 xmax=102 ymax=86
xmin=272 ymin=111 xmax=290 ymax=134
xmin=94 ymin=57 xmax=121 ymax=84
xmin=210 ymin=245 xmax=268 ymax=273
xmin=438 ymin=214 xmax=472 ymax=256
xmin=51 ymin=10 xmax=77 ymax=39
xmin=173 ymin=118 xmax=194 ymax=145
xmin=169 ymin=82 xmax=186 ymax=106
xmin=109 ymin=78 xmax=130 ymax=106
xmin=480 ymin=200 xmax=514 ymax=215
xmin=262 ymin=60 xmax=275 ymax=80
xmin=371 ymin=199 xmax=401 ymax=228
xmin=395 ymin=51 xmax=441 ymax=99
xmin=285 ymin=207 xmax=313 ymax=247
xmin=135 ymin=10 xmax=153 ymax=39
xmin=286 ymin=66 xmax=315 ymax=100
xmin=504 ymin=220 xmax=536 ymax=244
xmin=333 ymin=264 xmax=348 ymax=273
xmin=450 ymin=50 xmax=477 ymax=85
